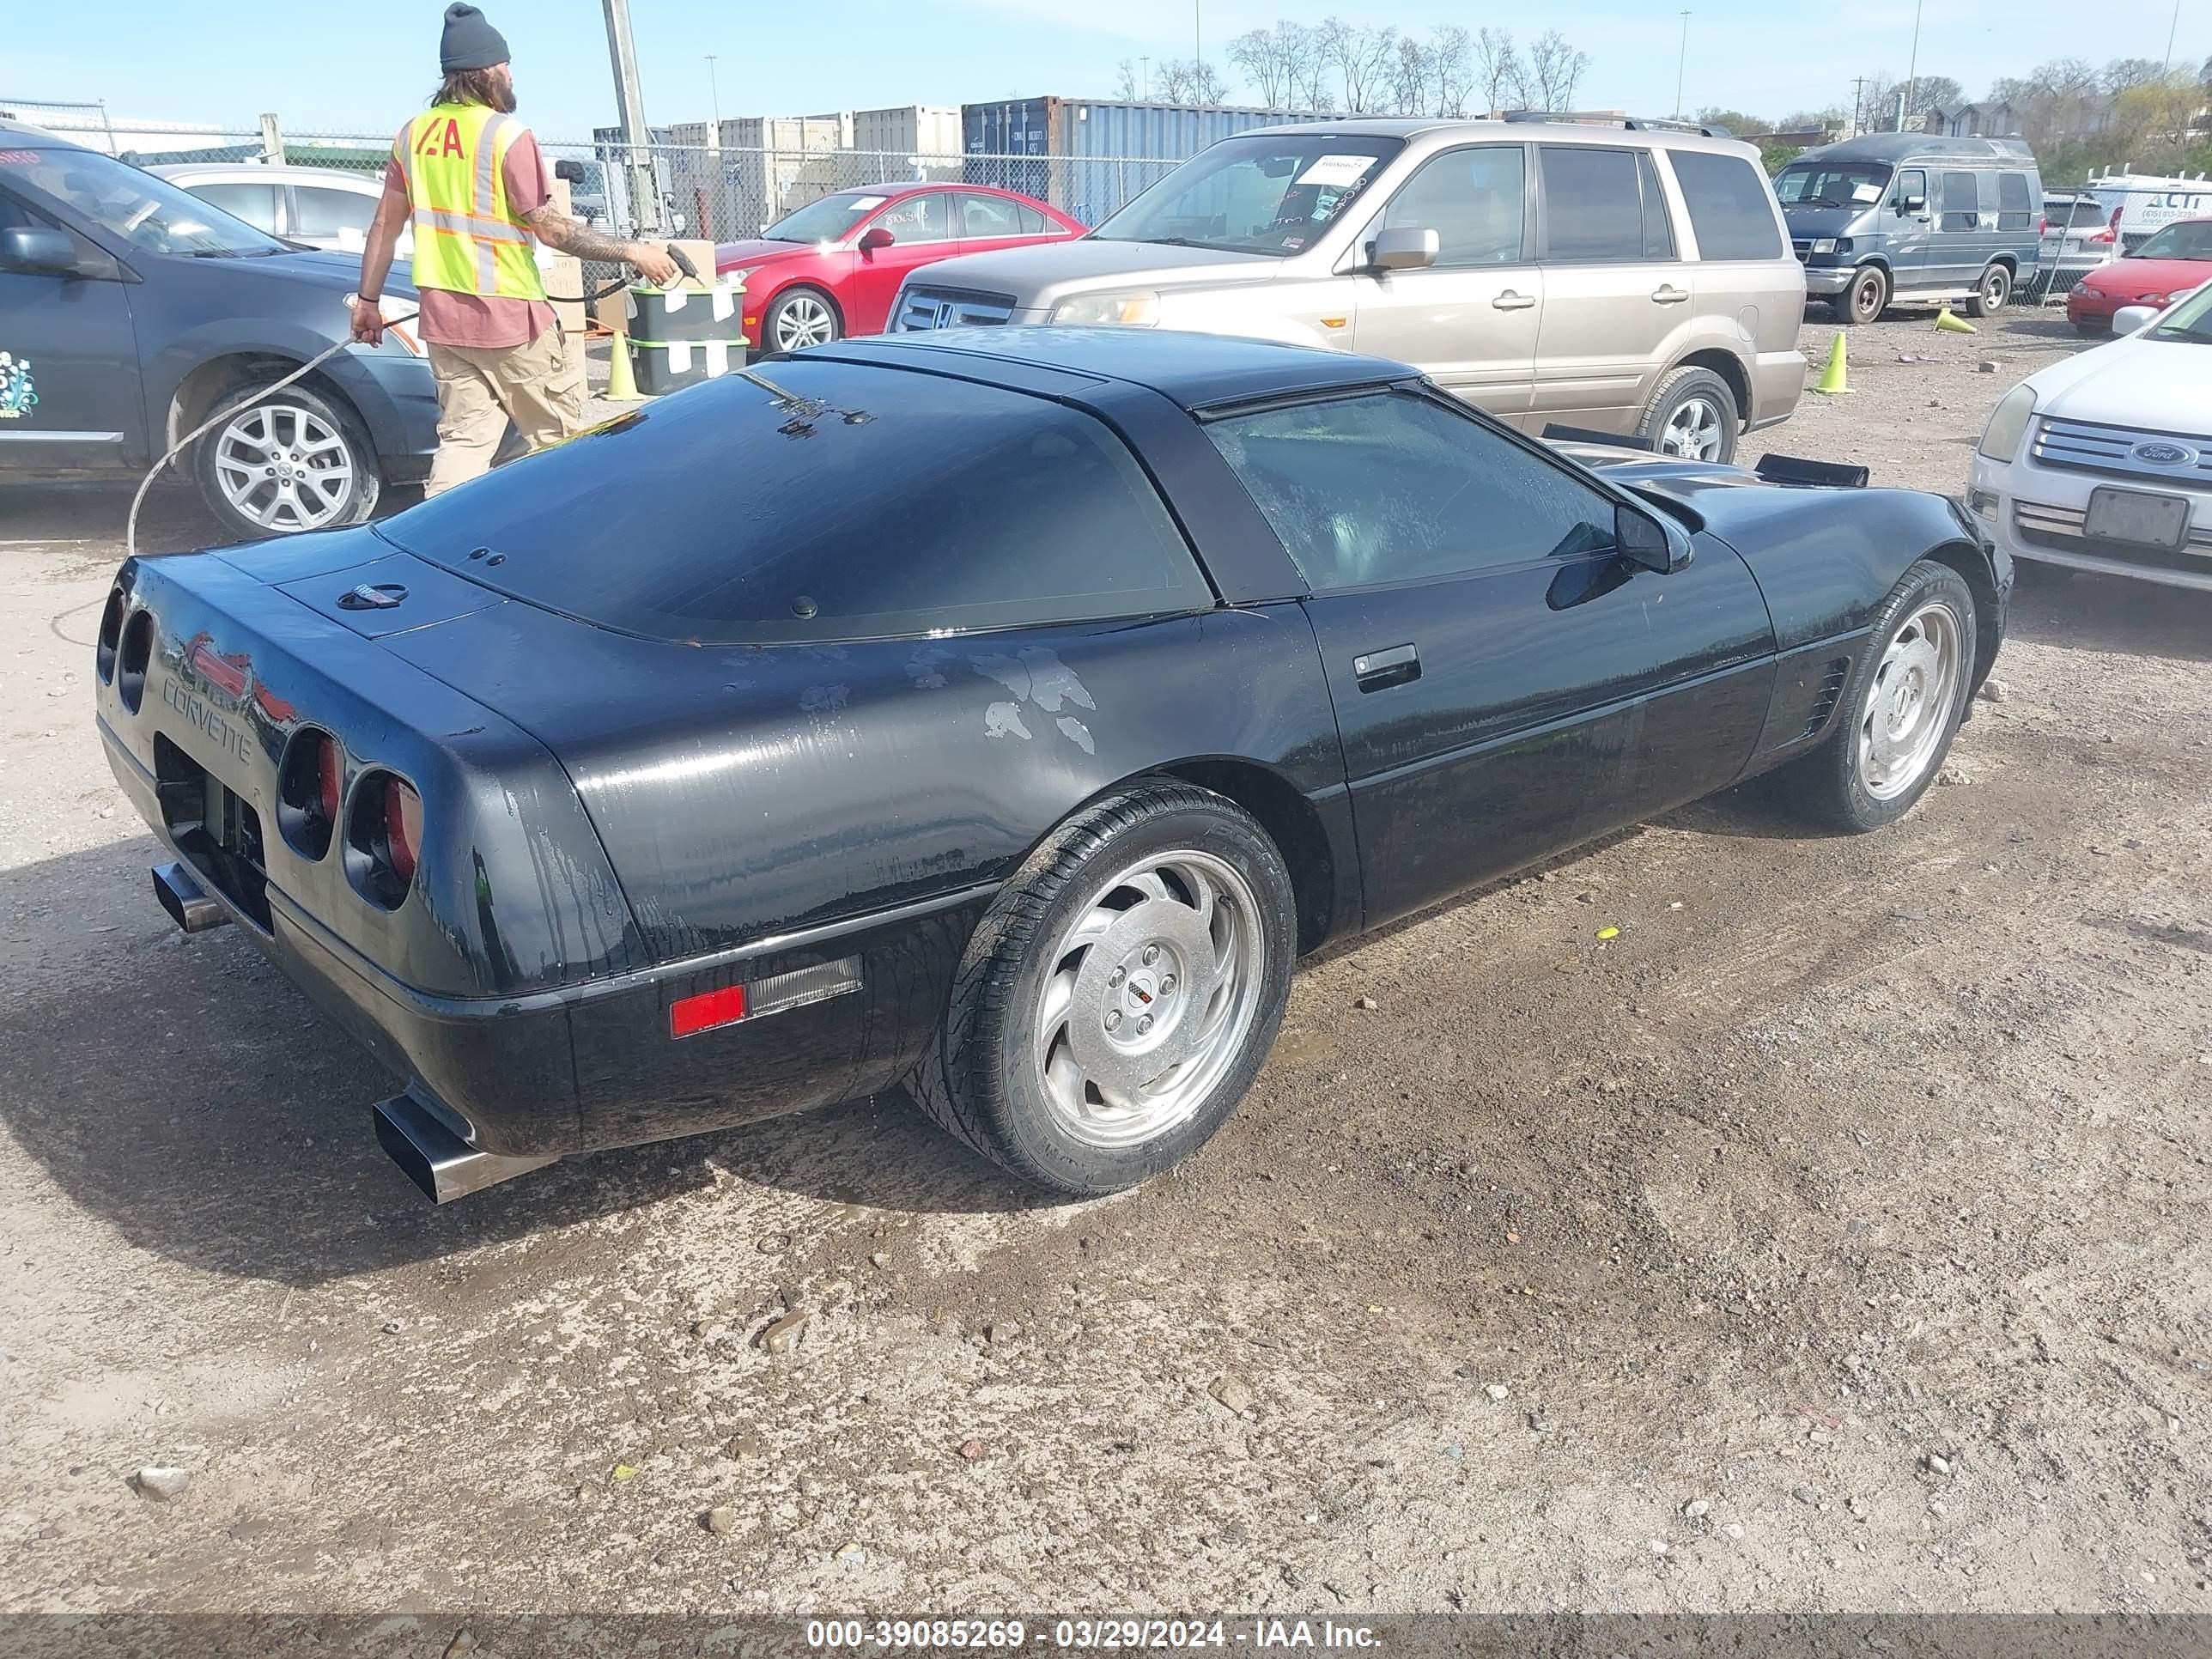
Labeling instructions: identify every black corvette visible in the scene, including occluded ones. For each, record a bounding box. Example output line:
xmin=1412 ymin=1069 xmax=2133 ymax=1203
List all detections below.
xmin=96 ymin=328 xmax=2009 ymax=1202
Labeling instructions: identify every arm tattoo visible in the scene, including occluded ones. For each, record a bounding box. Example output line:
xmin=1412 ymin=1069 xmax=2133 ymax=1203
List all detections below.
xmin=521 ymin=205 xmax=633 ymax=262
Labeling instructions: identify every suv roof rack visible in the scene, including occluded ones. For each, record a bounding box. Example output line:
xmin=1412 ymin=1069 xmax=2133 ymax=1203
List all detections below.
xmin=1501 ymin=112 xmax=1734 ymax=138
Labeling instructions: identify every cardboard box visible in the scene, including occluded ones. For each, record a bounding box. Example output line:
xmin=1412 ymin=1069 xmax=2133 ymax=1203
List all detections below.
xmin=546 ymin=252 xmax=586 ymax=336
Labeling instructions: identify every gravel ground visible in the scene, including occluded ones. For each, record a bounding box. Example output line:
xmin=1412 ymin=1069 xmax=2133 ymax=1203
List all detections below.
xmin=2 ymin=313 xmax=2208 ymax=1620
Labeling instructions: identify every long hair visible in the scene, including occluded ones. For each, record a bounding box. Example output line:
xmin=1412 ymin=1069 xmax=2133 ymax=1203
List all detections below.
xmin=428 ymin=68 xmax=514 ymax=112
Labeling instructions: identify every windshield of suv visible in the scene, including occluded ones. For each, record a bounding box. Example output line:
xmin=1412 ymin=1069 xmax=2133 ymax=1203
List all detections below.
xmin=2146 ymin=280 xmax=2212 ymax=344
xmin=1773 ymin=161 xmax=1893 ymax=210
xmin=0 ymin=147 xmax=288 ymax=256
xmin=2131 ymin=221 xmax=2212 ymax=261
xmin=1090 ymin=132 xmax=1402 ymax=256
xmin=761 ymin=191 xmax=886 ymax=244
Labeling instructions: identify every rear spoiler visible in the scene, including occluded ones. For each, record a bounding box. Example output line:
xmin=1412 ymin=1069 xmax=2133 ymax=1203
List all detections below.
xmin=1542 ymin=423 xmax=1654 ymax=453
xmin=1753 ymin=453 xmax=1869 ymax=489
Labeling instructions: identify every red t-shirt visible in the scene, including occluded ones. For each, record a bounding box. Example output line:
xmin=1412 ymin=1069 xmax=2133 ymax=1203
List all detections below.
xmin=382 ymin=121 xmax=557 ymax=349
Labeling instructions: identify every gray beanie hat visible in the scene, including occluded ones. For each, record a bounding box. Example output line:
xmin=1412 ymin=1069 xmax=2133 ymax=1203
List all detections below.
xmin=440 ymin=4 xmax=510 ymax=72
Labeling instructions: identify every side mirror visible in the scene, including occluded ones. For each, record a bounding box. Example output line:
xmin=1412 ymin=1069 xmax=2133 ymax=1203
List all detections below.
xmin=2112 ymin=304 xmax=2161 ymax=333
xmin=1899 ymin=195 xmax=1927 ymax=216
xmin=1616 ymin=501 xmax=1692 ymax=574
xmin=857 ymin=226 xmax=896 ymax=253
xmin=0 ymin=226 xmax=81 ymax=276
xmin=553 ymin=159 xmax=586 ymax=184
xmin=1370 ymin=225 xmax=1438 ymax=271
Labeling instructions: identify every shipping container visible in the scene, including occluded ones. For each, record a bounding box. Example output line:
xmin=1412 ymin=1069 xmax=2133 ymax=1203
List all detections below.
xmin=958 ymin=98 xmax=1310 ymax=222
xmin=841 ymin=106 xmax=963 ymax=164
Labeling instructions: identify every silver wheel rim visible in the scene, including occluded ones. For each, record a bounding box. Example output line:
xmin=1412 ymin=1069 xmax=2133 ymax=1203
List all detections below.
xmin=1856 ymin=275 xmax=1884 ymax=319
xmin=1661 ymin=394 xmax=1726 ymax=460
xmin=1983 ymin=269 xmax=2007 ymax=308
xmin=212 ymin=401 xmax=354 ymax=532
xmin=1031 ymin=848 xmax=1267 ymax=1150
xmin=773 ymin=295 xmax=836 ymax=350
xmin=1857 ymin=599 xmax=1963 ymax=800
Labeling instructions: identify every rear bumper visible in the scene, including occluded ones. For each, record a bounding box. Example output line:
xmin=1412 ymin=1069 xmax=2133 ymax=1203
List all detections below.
xmin=103 ymin=714 xmax=989 ymax=1166
xmin=1747 ymin=349 xmax=1810 ymax=431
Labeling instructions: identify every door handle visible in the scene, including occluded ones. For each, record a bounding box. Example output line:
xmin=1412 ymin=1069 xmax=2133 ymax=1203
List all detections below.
xmin=1650 ymin=285 xmax=1690 ymax=304
xmin=1352 ymin=642 xmax=1420 ymax=691
xmin=1492 ymin=290 xmax=1535 ymax=311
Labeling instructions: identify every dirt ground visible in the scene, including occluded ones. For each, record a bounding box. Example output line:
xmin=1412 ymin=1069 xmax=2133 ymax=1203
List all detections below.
xmin=2 ymin=311 xmax=2208 ymax=1621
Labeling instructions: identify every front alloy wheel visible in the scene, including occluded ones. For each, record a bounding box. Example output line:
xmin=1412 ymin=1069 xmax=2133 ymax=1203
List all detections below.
xmin=212 ymin=401 xmax=356 ymax=532
xmin=769 ymin=289 xmax=839 ymax=352
xmin=1856 ymin=599 xmax=1965 ymax=799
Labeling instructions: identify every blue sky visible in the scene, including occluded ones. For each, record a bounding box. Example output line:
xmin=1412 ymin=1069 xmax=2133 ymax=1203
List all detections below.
xmin=9 ymin=0 xmax=2203 ymax=142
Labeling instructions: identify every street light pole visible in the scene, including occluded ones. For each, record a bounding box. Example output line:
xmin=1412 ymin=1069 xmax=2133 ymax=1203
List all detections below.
xmin=1194 ymin=0 xmax=1202 ymax=85
xmin=706 ymin=54 xmax=721 ymax=131
xmin=1899 ymin=0 xmax=1923 ymax=131
xmin=601 ymin=0 xmax=659 ymax=234
xmin=2161 ymin=0 xmax=2180 ymax=70
xmin=1674 ymin=11 xmax=1691 ymax=119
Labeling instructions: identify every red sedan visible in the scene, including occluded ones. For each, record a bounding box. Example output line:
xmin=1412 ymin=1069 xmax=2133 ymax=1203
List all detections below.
xmin=715 ymin=184 xmax=1084 ymax=354
xmin=2067 ymin=217 xmax=2212 ymax=333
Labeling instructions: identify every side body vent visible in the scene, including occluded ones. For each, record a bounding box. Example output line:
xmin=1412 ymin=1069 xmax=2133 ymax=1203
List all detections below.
xmin=1805 ymin=657 xmax=1851 ymax=738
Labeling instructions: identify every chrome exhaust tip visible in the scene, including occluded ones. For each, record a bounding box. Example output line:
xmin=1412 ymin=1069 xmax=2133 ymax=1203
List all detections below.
xmin=373 ymin=1091 xmax=556 ymax=1205
xmin=152 ymin=861 xmax=230 ymax=933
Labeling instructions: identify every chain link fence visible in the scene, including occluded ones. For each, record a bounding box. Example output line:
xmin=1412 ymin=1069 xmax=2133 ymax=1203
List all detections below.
xmin=171 ymin=131 xmax=1185 ymax=240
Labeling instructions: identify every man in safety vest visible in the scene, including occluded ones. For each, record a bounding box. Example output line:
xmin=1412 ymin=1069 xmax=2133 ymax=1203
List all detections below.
xmin=349 ymin=3 xmax=679 ymax=495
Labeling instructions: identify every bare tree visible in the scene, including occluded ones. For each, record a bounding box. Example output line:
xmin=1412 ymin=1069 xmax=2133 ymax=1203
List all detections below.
xmin=1229 ymin=21 xmax=1328 ymax=110
xmin=1474 ymin=27 xmax=1527 ymax=113
xmin=1156 ymin=57 xmax=1230 ymax=106
xmin=1526 ymin=30 xmax=1589 ymax=111
xmin=1114 ymin=58 xmax=1142 ymax=102
xmin=2100 ymin=58 xmax=2165 ymax=94
xmin=1320 ymin=17 xmax=1396 ymax=113
xmin=1228 ymin=29 xmax=1285 ymax=107
xmin=1429 ymin=25 xmax=1475 ymax=118
xmin=1390 ymin=34 xmax=1434 ymax=115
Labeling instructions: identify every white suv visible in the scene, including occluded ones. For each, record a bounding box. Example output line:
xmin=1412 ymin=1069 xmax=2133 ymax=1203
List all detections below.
xmin=1970 ymin=282 xmax=2212 ymax=592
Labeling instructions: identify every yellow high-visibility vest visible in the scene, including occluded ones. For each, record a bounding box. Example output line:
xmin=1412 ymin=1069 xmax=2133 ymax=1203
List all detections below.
xmin=398 ymin=102 xmax=547 ymax=301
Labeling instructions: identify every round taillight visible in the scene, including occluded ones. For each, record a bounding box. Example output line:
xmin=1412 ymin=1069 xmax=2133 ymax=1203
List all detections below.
xmin=118 ymin=609 xmax=155 ymax=713
xmin=345 ymin=769 xmax=422 ymax=909
xmin=385 ymin=777 xmax=422 ymax=884
xmin=276 ymin=728 xmax=343 ymax=860
xmin=97 ymin=587 xmax=126 ymax=684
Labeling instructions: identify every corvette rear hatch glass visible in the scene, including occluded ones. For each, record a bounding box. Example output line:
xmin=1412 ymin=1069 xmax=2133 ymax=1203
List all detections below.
xmin=374 ymin=359 xmax=1208 ymax=644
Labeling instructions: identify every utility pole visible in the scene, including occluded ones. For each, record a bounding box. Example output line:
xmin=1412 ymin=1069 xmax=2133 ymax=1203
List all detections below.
xmin=1139 ymin=56 xmax=1151 ymax=100
xmin=1851 ymin=76 xmax=1868 ymax=137
xmin=2161 ymin=0 xmax=2180 ymax=70
xmin=1899 ymin=0 xmax=1923 ymax=131
xmin=1674 ymin=11 xmax=1691 ymax=119
xmin=601 ymin=0 xmax=660 ymax=234
xmin=1194 ymin=0 xmax=1202 ymax=87
xmin=706 ymin=54 xmax=721 ymax=131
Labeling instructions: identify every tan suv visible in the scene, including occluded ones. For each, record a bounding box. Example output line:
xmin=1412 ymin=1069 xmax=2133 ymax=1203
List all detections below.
xmin=890 ymin=116 xmax=1808 ymax=460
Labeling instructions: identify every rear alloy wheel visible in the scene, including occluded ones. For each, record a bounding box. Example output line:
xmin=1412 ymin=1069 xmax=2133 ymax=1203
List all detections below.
xmin=1638 ymin=366 xmax=1739 ymax=464
xmin=1966 ymin=262 xmax=2012 ymax=319
xmin=1778 ymin=559 xmax=1978 ymax=832
xmin=763 ymin=287 xmax=840 ymax=353
xmin=911 ymin=780 xmax=1296 ymax=1195
xmin=1837 ymin=265 xmax=1889 ymax=325
xmin=194 ymin=382 xmax=380 ymax=541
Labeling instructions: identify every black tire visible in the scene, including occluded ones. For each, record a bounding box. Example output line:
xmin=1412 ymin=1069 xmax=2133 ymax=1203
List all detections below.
xmin=192 ymin=380 xmax=380 ymax=543
xmin=910 ymin=780 xmax=1297 ymax=1196
xmin=1777 ymin=559 xmax=1978 ymax=834
xmin=1966 ymin=262 xmax=2012 ymax=319
xmin=1636 ymin=365 xmax=1739 ymax=463
xmin=1836 ymin=265 xmax=1890 ymax=325
xmin=760 ymin=285 xmax=842 ymax=353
